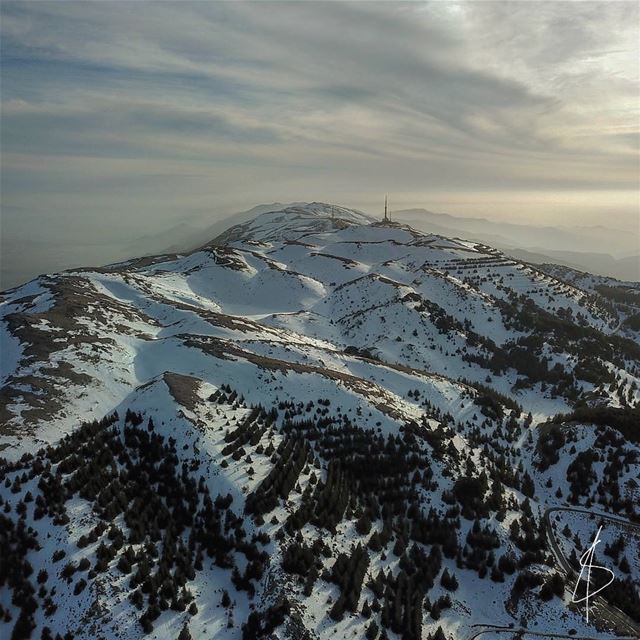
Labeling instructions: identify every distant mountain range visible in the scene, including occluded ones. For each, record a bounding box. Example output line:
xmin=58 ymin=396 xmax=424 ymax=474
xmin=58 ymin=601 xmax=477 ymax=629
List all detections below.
xmin=3 ymin=203 xmax=637 ymax=290
xmin=393 ymin=209 xmax=639 ymax=282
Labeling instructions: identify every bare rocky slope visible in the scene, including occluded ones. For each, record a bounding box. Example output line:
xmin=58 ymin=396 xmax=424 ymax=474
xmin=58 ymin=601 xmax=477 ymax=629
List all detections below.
xmin=1 ymin=203 xmax=639 ymax=640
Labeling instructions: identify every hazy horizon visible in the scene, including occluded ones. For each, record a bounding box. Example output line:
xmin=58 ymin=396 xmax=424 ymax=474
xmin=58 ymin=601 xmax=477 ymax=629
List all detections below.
xmin=1 ymin=1 xmax=639 ymax=286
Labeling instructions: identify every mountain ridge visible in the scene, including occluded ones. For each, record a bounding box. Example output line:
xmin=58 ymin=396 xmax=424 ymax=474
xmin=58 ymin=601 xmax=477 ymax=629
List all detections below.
xmin=1 ymin=202 xmax=639 ymax=640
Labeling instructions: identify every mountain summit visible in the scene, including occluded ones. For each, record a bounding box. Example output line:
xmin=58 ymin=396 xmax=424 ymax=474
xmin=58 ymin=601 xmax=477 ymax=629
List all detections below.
xmin=209 ymin=202 xmax=376 ymax=245
xmin=1 ymin=203 xmax=639 ymax=640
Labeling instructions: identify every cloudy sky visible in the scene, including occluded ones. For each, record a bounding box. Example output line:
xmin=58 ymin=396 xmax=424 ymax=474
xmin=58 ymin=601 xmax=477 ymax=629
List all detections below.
xmin=1 ymin=1 xmax=638 ymax=285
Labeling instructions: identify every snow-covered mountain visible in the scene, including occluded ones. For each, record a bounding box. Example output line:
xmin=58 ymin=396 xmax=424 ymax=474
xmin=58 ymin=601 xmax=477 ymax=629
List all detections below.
xmin=1 ymin=203 xmax=639 ymax=640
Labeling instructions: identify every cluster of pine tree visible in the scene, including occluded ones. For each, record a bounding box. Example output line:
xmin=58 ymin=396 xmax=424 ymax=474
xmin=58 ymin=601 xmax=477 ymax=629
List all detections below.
xmin=538 ymin=419 xmax=638 ymax=518
xmin=3 ymin=374 xmax=588 ymax=640
xmin=244 ymin=436 xmax=310 ymax=516
xmin=241 ymin=599 xmax=291 ymax=639
xmin=508 ymin=499 xmax=547 ymax=569
xmin=0 ymin=407 xmax=272 ymax=638
xmin=284 ymin=458 xmax=350 ymax=534
xmin=0 ymin=514 xmax=39 ymax=640
xmin=282 ymin=536 xmax=328 ymax=596
xmin=367 ymin=543 xmax=443 ymax=640
xmin=456 ymin=286 xmax=640 ymax=402
xmin=284 ymin=416 xmax=433 ymax=533
xmin=221 ymin=406 xmax=275 ymax=458
xmin=326 ymin=544 xmax=370 ymax=621
xmin=536 ymin=425 xmax=566 ymax=471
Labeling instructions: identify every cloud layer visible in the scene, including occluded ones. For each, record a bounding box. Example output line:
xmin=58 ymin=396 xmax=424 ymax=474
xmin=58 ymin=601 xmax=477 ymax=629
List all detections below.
xmin=1 ymin=1 xmax=638 ymax=276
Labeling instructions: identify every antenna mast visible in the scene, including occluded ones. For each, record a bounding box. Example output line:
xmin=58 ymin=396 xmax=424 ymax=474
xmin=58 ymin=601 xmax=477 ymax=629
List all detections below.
xmin=384 ymin=195 xmax=389 ymax=222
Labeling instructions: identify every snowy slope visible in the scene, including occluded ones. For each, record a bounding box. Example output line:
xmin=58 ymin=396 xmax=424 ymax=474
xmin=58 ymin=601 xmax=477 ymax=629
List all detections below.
xmin=1 ymin=202 xmax=639 ymax=640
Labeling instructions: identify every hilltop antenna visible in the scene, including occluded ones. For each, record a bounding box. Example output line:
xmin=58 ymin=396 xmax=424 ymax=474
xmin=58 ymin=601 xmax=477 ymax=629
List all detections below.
xmin=384 ymin=195 xmax=389 ymax=223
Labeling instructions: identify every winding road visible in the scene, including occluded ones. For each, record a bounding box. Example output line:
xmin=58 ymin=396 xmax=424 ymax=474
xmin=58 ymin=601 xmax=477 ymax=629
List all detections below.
xmin=543 ymin=506 xmax=640 ymax=637
xmin=467 ymin=623 xmax=635 ymax=640
xmin=465 ymin=507 xmax=639 ymax=640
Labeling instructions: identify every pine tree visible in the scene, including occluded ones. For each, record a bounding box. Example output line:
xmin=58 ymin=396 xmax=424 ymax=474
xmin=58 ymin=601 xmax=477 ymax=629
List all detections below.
xmin=368 ymin=531 xmax=382 ymax=552
xmin=431 ymin=627 xmax=447 ymax=640
xmin=178 ymin=623 xmax=192 ymax=640
xmin=329 ymin=597 xmax=345 ymax=621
